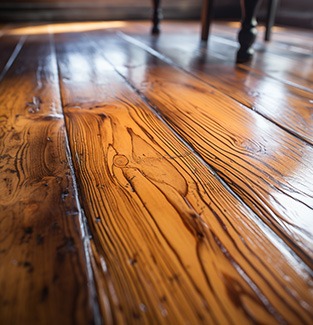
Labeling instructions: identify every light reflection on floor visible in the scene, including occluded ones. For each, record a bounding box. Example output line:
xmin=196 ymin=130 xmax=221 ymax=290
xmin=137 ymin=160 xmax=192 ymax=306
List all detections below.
xmin=7 ymin=21 xmax=127 ymax=35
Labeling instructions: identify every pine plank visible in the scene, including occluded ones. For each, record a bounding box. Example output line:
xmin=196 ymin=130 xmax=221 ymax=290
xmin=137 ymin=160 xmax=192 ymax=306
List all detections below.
xmin=0 ymin=31 xmax=95 ymax=324
xmin=56 ymin=32 xmax=313 ymax=324
xmin=117 ymin=31 xmax=313 ymax=146
xmin=86 ymin=32 xmax=313 ymax=265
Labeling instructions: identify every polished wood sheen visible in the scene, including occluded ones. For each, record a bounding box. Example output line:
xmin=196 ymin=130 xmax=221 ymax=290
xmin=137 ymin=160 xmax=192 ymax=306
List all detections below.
xmin=0 ymin=21 xmax=312 ymax=324
xmin=90 ymin=32 xmax=313 ymax=262
xmin=0 ymin=29 xmax=95 ymax=324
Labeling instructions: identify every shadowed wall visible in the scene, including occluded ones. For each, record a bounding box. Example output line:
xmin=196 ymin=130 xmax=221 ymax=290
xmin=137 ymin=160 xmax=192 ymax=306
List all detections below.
xmin=0 ymin=1 xmax=311 ymax=30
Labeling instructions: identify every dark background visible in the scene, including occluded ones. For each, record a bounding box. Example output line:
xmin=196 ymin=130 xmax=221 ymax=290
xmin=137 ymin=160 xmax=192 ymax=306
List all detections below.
xmin=0 ymin=0 xmax=312 ymax=29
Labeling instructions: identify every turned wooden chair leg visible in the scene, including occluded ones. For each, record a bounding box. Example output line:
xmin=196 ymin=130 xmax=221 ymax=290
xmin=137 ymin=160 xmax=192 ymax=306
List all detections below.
xmin=265 ymin=0 xmax=278 ymax=41
xmin=236 ymin=0 xmax=262 ymax=63
xmin=201 ymin=0 xmax=215 ymax=41
xmin=151 ymin=0 xmax=162 ymax=34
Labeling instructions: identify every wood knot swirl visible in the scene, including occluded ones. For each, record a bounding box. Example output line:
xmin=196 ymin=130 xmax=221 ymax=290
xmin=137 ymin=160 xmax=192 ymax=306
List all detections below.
xmin=113 ymin=154 xmax=129 ymax=167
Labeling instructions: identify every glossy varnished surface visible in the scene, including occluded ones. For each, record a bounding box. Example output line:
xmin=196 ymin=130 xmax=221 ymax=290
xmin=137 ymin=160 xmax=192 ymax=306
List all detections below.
xmin=0 ymin=28 xmax=95 ymax=324
xmin=0 ymin=21 xmax=312 ymax=324
xmin=87 ymin=32 xmax=313 ymax=263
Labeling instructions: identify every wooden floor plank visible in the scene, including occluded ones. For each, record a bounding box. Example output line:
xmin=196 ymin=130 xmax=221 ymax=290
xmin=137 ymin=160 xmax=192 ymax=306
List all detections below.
xmin=55 ymin=31 xmax=313 ymax=324
xmin=1 ymin=20 xmax=312 ymax=324
xmin=144 ymin=20 xmax=313 ymax=90
xmin=0 ymin=33 xmax=26 ymax=81
xmin=118 ymin=21 xmax=313 ymax=90
xmin=85 ymin=32 xmax=313 ymax=265
xmin=117 ymin=31 xmax=313 ymax=146
xmin=209 ymin=34 xmax=313 ymax=90
xmin=214 ymin=22 xmax=313 ymax=55
xmin=0 ymin=30 xmax=95 ymax=324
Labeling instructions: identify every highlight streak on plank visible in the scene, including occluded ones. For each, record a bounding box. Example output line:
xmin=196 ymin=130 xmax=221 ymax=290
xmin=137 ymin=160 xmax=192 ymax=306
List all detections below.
xmin=56 ymin=32 xmax=313 ymax=324
xmin=90 ymin=33 xmax=313 ymax=265
xmin=0 ymin=31 xmax=95 ymax=324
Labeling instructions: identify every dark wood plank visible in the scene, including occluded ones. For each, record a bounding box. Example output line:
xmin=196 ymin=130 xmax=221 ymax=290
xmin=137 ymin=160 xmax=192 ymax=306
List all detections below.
xmin=0 ymin=30 xmax=95 ymax=324
xmin=55 ymin=31 xmax=313 ymax=324
xmin=213 ymin=21 xmax=313 ymax=53
xmin=125 ymin=21 xmax=313 ymax=90
xmin=117 ymin=31 xmax=313 ymax=146
xmin=214 ymin=22 xmax=313 ymax=54
xmin=208 ymin=32 xmax=313 ymax=89
xmin=0 ymin=30 xmax=26 ymax=81
xmin=85 ymin=32 xmax=313 ymax=265
xmin=221 ymin=36 xmax=312 ymax=85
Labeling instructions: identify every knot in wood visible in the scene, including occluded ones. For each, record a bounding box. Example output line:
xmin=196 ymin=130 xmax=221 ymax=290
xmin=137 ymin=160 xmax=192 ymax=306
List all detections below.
xmin=113 ymin=154 xmax=129 ymax=167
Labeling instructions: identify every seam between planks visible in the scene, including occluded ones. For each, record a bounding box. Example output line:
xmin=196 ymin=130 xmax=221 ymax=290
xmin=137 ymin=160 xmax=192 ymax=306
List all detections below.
xmin=50 ymin=30 xmax=103 ymax=325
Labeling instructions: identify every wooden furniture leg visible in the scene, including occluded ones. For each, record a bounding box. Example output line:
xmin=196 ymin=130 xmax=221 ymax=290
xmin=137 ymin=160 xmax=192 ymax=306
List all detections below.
xmin=236 ymin=0 xmax=262 ymax=63
xmin=152 ymin=0 xmax=271 ymax=63
xmin=265 ymin=0 xmax=278 ymax=41
xmin=151 ymin=0 xmax=162 ymax=34
xmin=201 ymin=0 xmax=215 ymax=41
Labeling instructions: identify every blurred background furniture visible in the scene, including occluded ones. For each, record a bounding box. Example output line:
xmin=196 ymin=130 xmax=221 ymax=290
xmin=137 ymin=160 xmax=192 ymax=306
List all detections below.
xmin=199 ymin=0 xmax=279 ymax=42
xmin=0 ymin=0 xmax=311 ymax=29
xmin=151 ymin=0 xmax=280 ymax=62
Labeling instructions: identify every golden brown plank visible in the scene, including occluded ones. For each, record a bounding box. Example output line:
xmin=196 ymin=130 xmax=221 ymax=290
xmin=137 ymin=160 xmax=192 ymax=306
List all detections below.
xmin=0 ymin=32 xmax=95 ymax=324
xmin=56 ymin=32 xmax=313 ymax=324
xmin=118 ymin=31 xmax=313 ymax=146
xmin=89 ymin=33 xmax=313 ymax=265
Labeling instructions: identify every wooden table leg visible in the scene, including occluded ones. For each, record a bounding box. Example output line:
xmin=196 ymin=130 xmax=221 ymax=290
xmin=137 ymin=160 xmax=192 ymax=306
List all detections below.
xmin=265 ymin=0 xmax=278 ymax=41
xmin=201 ymin=0 xmax=215 ymax=41
xmin=151 ymin=0 xmax=162 ymax=34
xmin=236 ymin=0 xmax=261 ymax=63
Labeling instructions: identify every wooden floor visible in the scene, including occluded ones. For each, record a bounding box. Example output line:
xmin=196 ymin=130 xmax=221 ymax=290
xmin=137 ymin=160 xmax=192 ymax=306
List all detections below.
xmin=0 ymin=20 xmax=312 ymax=324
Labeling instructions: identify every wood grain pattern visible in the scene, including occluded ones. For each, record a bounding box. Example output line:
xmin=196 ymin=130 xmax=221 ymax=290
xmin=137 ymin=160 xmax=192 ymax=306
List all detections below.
xmin=1 ymin=21 xmax=312 ymax=325
xmin=87 ymin=33 xmax=313 ymax=265
xmin=117 ymin=30 xmax=313 ymax=146
xmin=55 ymin=32 xmax=313 ymax=324
xmin=0 ymin=31 xmax=95 ymax=324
